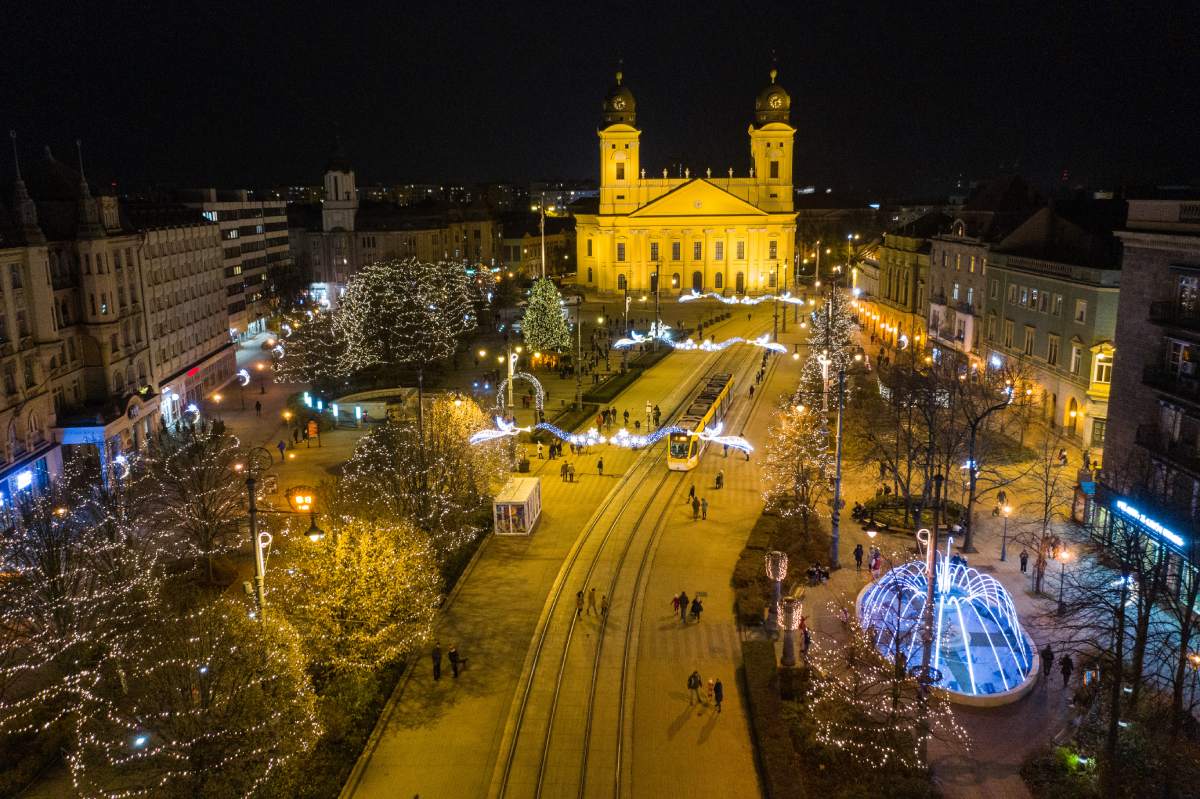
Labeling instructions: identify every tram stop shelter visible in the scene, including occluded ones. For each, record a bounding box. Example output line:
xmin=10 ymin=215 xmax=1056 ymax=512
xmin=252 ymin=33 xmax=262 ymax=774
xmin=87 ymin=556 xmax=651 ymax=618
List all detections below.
xmin=493 ymin=477 xmax=542 ymax=535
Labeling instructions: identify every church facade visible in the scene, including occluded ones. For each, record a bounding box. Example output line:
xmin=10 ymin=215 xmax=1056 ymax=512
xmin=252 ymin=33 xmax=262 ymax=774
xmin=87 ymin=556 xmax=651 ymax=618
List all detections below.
xmin=575 ymin=70 xmax=797 ymax=297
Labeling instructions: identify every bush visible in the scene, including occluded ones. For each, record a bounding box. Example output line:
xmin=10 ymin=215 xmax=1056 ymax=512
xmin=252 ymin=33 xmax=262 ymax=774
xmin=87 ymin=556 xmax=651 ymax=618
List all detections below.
xmin=742 ymin=640 xmax=806 ymax=799
xmin=0 ymin=720 xmax=68 ymax=797
xmin=1020 ymin=745 xmax=1099 ymax=799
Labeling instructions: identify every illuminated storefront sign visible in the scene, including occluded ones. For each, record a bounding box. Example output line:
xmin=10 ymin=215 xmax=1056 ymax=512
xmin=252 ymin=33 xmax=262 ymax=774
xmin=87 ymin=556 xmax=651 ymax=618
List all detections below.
xmin=1115 ymin=500 xmax=1185 ymax=548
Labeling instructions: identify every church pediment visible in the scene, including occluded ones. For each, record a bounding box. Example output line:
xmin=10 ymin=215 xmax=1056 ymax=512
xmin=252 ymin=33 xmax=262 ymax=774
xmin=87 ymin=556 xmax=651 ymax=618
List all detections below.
xmin=629 ymin=179 xmax=769 ymax=218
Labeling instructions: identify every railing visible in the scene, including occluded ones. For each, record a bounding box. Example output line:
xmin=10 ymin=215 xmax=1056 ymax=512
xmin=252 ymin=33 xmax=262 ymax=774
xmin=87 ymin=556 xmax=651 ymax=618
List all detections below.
xmin=1136 ymin=423 xmax=1200 ymax=476
xmin=1143 ymin=365 xmax=1200 ymax=403
xmin=1149 ymin=300 xmax=1200 ymax=332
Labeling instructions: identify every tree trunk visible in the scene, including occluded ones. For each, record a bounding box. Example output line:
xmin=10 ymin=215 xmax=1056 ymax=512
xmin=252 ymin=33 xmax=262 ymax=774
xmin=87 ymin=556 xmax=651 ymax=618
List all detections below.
xmin=963 ymin=426 xmax=979 ymax=552
xmin=1101 ymin=577 xmax=1128 ymax=798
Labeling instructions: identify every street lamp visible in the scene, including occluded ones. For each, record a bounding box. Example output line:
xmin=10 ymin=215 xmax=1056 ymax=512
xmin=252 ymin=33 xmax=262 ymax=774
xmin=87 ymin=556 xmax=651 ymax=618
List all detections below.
xmin=237 ymin=447 xmax=273 ymax=622
xmin=1000 ymin=505 xmax=1012 ymax=562
xmin=764 ymin=551 xmax=788 ymax=633
xmin=779 ymin=596 xmax=804 ymax=668
xmin=286 ymin=484 xmax=326 ymax=543
xmin=1057 ymin=549 xmax=1071 ymax=613
xmin=255 ymin=361 xmax=266 ymax=394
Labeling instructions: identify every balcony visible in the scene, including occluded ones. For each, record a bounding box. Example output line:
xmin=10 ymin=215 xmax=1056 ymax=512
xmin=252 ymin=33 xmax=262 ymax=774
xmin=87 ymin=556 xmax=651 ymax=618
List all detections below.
xmin=1143 ymin=365 xmax=1200 ymax=405
xmin=1136 ymin=424 xmax=1200 ymax=477
xmin=1149 ymin=301 xmax=1200 ymax=334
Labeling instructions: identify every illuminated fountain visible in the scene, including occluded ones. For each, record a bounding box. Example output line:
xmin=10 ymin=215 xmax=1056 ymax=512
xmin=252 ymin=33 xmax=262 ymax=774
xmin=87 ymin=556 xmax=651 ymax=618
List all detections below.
xmin=858 ymin=539 xmax=1038 ymax=705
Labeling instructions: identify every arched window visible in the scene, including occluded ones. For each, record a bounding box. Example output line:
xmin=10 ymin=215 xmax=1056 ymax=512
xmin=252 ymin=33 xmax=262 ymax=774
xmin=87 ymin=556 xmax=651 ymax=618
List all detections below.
xmin=768 ymin=271 xmax=777 ymax=288
xmin=736 ymin=272 xmax=745 ymax=294
xmin=113 ymin=370 xmax=124 ymax=394
xmin=714 ymin=273 xmax=724 ymax=289
xmin=7 ymin=423 xmax=18 ymax=460
xmin=9 ymin=265 xmax=21 ymax=289
xmin=27 ymin=412 xmax=40 ymax=445
xmin=617 ymin=273 xmax=627 ymax=290
xmin=691 ymin=271 xmax=703 ymax=292
xmin=672 ymin=273 xmax=681 ymax=289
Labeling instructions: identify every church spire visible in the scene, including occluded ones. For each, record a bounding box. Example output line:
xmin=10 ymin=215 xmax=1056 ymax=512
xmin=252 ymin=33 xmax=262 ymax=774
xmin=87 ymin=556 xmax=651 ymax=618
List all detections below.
xmin=8 ymin=131 xmax=44 ymax=244
xmin=75 ymin=138 xmax=105 ymax=239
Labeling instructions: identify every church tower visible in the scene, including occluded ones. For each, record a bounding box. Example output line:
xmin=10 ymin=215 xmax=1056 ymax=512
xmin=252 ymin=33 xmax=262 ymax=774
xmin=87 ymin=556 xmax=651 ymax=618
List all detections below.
xmin=748 ymin=68 xmax=795 ymax=213
xmin=598 ymin=70 xmax=641 ymax=215
xmin=321 ymin=137 xmax=358 ymax=233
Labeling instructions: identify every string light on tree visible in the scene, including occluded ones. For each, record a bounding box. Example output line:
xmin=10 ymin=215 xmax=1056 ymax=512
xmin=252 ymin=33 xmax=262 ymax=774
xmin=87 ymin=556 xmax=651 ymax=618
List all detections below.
xmin=521 ymin=277 xmax=571 ymax=354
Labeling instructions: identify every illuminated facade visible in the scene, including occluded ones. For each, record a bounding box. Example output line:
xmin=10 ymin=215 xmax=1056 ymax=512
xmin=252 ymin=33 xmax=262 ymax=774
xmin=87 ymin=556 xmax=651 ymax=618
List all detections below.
xmin=576 ymin=70 xmax=797 ymax=297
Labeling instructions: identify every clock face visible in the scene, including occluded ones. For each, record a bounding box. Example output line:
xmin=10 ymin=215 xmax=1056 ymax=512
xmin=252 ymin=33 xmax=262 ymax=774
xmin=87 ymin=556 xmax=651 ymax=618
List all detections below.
xmin=769 ymin=93 xmax=783 ymax=109
xmin=613 ymin=97 xmax=626 ymax=110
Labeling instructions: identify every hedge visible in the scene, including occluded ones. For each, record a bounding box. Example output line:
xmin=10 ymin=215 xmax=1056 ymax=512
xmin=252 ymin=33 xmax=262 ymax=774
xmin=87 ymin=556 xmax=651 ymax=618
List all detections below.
xmin=742 ymin=640 xmax=806 ymax=799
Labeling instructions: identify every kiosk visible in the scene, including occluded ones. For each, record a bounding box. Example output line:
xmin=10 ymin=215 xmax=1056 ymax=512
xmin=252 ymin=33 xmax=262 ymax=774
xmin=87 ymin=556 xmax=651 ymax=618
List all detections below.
xmin=493 ymin=477 xmax=542 ymax=535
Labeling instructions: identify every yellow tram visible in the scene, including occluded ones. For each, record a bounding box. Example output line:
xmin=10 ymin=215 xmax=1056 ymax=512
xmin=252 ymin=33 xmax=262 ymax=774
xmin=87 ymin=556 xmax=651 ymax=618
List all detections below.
xmin=667 ymin=373 xmax=735 ymax=471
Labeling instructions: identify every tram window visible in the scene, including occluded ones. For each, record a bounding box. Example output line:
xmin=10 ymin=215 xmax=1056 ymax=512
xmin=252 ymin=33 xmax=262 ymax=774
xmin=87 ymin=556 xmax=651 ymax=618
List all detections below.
xmin=669 ymin=436 xmax=690 ymax=458
xmin=689 ymin=440 xmax=698 ymax=459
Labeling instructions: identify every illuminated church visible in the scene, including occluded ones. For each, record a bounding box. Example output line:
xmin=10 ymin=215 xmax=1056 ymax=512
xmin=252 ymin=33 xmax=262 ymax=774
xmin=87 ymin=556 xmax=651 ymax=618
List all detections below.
xmin=575 ymin=69 xmax=797 ymax=297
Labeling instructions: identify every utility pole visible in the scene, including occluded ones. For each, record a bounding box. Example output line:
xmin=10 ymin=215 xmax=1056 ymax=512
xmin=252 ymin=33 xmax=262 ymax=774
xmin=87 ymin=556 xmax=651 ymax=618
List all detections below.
xmin=780 ymin=261 xmax=787 ymax=333
xmin=917 ymin=473 xmax=944 ymax=766
xmin=574 ymin=304 xmax=582 ymax=408
xmin=829 ymin=368 xmax=845 ymax=569
xmin=539 ymin=193 xmax=546 ymax=279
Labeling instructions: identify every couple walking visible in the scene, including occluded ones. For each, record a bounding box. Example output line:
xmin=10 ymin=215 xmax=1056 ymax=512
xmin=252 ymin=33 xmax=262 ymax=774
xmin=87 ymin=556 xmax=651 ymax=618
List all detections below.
xmin=686 ymin=670 xmax=723 ymax=712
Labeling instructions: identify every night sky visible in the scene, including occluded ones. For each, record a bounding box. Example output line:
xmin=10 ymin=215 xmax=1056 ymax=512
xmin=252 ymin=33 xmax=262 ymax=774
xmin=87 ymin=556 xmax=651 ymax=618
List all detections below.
xmin=5 ymin=1 xmax=1197 ymax=197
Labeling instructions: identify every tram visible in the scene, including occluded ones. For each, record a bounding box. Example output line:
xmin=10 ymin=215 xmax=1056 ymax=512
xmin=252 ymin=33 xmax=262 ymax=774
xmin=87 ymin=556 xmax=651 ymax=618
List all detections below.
xmin=667 ymin=372 xmax=735 ymax=471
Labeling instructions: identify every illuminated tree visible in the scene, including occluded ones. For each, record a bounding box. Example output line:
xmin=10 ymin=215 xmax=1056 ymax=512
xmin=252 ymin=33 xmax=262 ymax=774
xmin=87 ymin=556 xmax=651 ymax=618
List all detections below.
xmin=272 ymin=311 xmax=345 ymax=388
xmin=341 ymin=396 xmax=508 ymax=554
xmin=142 ymin=422 xmax=245 ymax=584
xmin=804 ymin=288 xmax=857 ymax=374
xmin=761 ymin=404 xmax=831 ymax=536
xmin=69 ymin=598 xmax=320 ymax=799
xmin=276 ymin=517 xmax=441 ymax=685
xmin=521 ymin=277 xmax=571 ymax=354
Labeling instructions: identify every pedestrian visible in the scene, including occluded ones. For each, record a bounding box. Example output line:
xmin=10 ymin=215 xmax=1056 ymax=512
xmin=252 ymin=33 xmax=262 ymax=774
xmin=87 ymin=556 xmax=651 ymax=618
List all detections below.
xmin=568 ymin=464 xmax=576 ymax=482
xmin=803 ymin=627 xmax=811 ymax=654
xmin=701 ymin=497 xmax=708 ymax=520
xmin=997 ymin=489 xmax=1007 ymax=505
xmin=576 ymin=590 xmax=584 ymax=619
xmin=854 ymin=543 xmax=864 ymax=572
xmin=706 ymin=678 xmax=715 ymax=705
xmin=600 ymin=594 xmax=609 ymax=617
xmin=623 ymin=409 xmax=630 ymax=426
xmin=714 ymin=678 xmax=724 ymax=713
xmin=723 ymin=443 xmax=729 ymax=457
xmin=634 ymin=420 xmax=641 ymax=433
xmin=1019 ymin=549 xmax=1029 ymax=574
xmin=292 ymin=427 xmax=299 ymax=444
xmin=597 ymin=457 xmax=604 ymax=476
xmin=1061 ymin=654 xmax=1074 ymax=688
xmin=448 ymin=644 xmax=465 ymax=678
xmin=277 ymin=439 xmax=286 ymax=461
xmin=255 ymin=400 xmax=262 ymax=417
xmin=690 ymin=596 xmax=703 ymax=622
xmin=587 ymin=587 xmax=598 ymax=616
xmin=431 ymin=641 xmax=442 ymax=681
xmin=687 ymin=483 xmax=696 ymax=503
xmin=560 ymin=462 xmax=568 ymax=482
xmin=679 ymin=591 xmax=689 ymax=623
xmin=749 ymin=385 xmax=755 ymax=399
xmin=537 ymin=442 xmax=544 ymax=459
xmin=654 ymin=405 xmax=661 ymax=427
xmin=672 ymin=593 xmax=680 ymax=614
xmin=687 ymin=671 xmax=702 ymax=705
xmin=1041 ymin=644 xmax=1054 ymax=680
xmin=692 ymin=495 xmax=701 ymax=520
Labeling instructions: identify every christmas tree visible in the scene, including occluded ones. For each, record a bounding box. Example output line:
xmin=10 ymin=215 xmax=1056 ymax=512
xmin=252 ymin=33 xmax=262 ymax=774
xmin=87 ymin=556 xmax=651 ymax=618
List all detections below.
xmin=521 ymin=278 xmax=571 ymax=354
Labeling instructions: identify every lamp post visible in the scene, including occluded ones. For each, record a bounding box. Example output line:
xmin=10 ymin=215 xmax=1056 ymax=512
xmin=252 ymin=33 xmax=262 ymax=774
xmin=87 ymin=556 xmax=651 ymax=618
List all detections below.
xmin=1000 ymin=504 xmax=1012 ymax=562
xmin=830 ymin=368 xmax=846 ymax=570
xmin=1057 ymin=549 xmax=1071 ymax=613
xmin=287 ymin=484 xmax=327 ymax=544
xmin=764 ymin=550 xmax=788 ymax=633
xmin=574 ymin=303 xmax=582 ymax=409
xmin=779 ymin=596 xmax=803 ymax=668
xmin=256 ymin=361 xmax=266 ymax=394
xmin=235 ymin=446 xmax=273 ymax=623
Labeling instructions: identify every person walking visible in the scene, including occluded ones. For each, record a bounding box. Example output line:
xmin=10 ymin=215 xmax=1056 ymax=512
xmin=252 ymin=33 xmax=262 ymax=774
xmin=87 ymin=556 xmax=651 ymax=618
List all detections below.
xmin=701 ymin=497 xmax=708 ymax=520
xmin=255 ymin=400 xmax=262 ymax=417
xmin=568 ymin=464 xmax=576 ymax=482
xmin=431 ymin=642 xmax=442 ymax=681
xmin=448 ymin=645 xmax=464 ymax=678
xmin=853 ymin=543 xmax=864 ymax=572
xmin=1060 ymin=654 xmax=1074 ymax=688
xmin=706 ymin=678 xmax=715 ymax=705
xmin=672 ymin=593 xmax=680 ymax=614
xmin=997 ymin=489 xmax=1007 ymax=505
xmin=679 ymin=591 xmax=689 ymax=623
xmin=597 ymin=457 xmax=604 ymax=476
xmin=749 ymin=385 xmax=755 ymax=399
xmin=687 ymin=671 xmax=702 ymax=705
xmin=690 ymin=596 xmax=703 ymax=622
xmin=654 ymin=405 xmax=661 ymax=427
xmin=623 ymin=409 xmax=630 ymax=426
xmin=277 ymin=440 xmax=286 ymax=461
xmin=687 ymin=483 xmax=696 ymax=503
xmin=692 ymin=495 xmax=701 ymax=520
xmin=560 ymin=462 xmax=568 ymax=482
xmin=1019 ymin=549 xmax=1029 ymax=574
xmin=1041 ymin=644 xmax=1054 ymax=681
xmin=600 ymin=594 xmax=609 ymax=617
xmin=587 ymin=587 xmax=598 ymax=616
xmin=713 ymin=678 xmax=724 ymax=713
xmin=575 ymin=590 xmax=584 ymax=619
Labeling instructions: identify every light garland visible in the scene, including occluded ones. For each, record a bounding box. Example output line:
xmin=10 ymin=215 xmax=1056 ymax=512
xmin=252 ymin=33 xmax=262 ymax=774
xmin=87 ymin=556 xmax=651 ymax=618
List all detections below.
xmin=495 ymin=372 xmax=545 ymax=412
xmin=761 ymin=404 xmax=832 ymax=531
xmin=614 ymin=329 xmax=786 ymax=354
xmin=469 ymin=417 xmax=754 ymax=453
xmin=677 ymin=290 xmax=811 ymax=306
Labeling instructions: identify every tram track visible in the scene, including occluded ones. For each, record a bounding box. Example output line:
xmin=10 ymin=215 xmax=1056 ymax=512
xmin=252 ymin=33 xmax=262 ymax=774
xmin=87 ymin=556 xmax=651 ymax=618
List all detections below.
xmin=491 ymin=321 xmax=780 ymax=799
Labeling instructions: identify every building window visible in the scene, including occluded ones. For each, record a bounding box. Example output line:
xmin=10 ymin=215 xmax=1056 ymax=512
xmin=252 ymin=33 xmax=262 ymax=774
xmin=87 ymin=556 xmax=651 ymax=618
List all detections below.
xmin=955 ymin=253 xmax=961 ymax=271
xmin=649 ymin=242 xmax=659 ymax=262
xmin=672 ymin=273 xmax=680 ymax=288
xmin=1047 ymin=334 xmax=1060 ymax=366
xmin=952 ymin=283 xmax=960 ymax=301
xmin=990 ymin=280 xmax=999 ymax=299
xmin=586 ymin=267 xmax=593 ymax=282
xmin=693 ymin=241 xmax=702 ymax=261
xmin=715 ymin=273 xmax=723 ymax=289
xmin=1074 ymin=299 xmax=1088 ymax=323
xmin=615 ymin=162 xmax=625 ymax=181
xmin=714 ymin=241 xmax=724 ymax=261
xmin=617 ymin=274 xmax=627 ymax=290
xmin=9 ymin=266 xmax=20 ymax=289
xmin=986 ymin=315 xmax=996 ymax=341
xmin=1052 ymin=294 xmax=1064 ymax=316
xmin=1023 ymin=327 xmax=1036 ymax=356
xmin=672 ymin=241 xmax=681 ymax=261
xmin=1091 ymin=419 xmax=1107 ymax=446
xmin=966 ymin=287 xmax=974 ymax=306
xmin=736 ymin=241 xmax=745 ymax=260
xmin=1019 ymin=287 xmax=1028 ymax=306
xmin=1038 ymin=291 xmax=1049 ymax=313
xmin=1030 ymin=288 xmax=1039 ymax=308
xmin=1007 ymin=284 xmax=1017 ymax=305
xmin=768 ymin=240 xmax=778 ymax=260
xmin=586 ymin=239 xmax=592 ymax=257
xmin=1093 ymin=353 xmax=1112 ymax=384
xmin=1070 ymin=345 xmax=1082 ymax=375
xmin=616 ymin=242 xmax=626 ymax=262
xmin=1003 ymin=319 xmax=1014 ymax=348
xmin=769 ymin=161 xmax=779 ymax=179
xmin=969 ymin=255 xmax=976 ymax=273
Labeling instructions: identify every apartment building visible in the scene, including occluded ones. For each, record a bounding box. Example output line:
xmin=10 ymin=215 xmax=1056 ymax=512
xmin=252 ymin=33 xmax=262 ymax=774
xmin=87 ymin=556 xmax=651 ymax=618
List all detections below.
xmin=867 ymin=210 xmax=951 ymax=350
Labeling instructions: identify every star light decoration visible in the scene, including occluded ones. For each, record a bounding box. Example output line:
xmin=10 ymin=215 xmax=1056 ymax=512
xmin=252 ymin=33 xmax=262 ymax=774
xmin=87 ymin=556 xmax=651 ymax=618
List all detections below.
xmin=469 ymin=417 xmax=753 ymax=453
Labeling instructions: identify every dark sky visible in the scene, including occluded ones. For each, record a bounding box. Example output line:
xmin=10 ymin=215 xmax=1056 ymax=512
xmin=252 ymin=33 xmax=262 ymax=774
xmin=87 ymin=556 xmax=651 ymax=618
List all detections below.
xmin=4 ymin=1 xmax=1197 ymax=197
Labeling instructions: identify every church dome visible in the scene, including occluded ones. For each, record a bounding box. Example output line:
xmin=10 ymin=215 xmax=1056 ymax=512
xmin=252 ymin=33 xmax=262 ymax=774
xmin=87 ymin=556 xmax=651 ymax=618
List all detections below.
xmin=754 ymin=68 xmax=791 ymax=126
xmin=602 ymin=70 xmax=637 ymax=128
